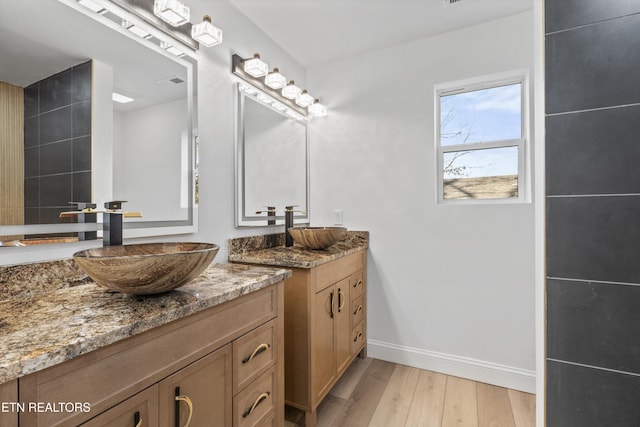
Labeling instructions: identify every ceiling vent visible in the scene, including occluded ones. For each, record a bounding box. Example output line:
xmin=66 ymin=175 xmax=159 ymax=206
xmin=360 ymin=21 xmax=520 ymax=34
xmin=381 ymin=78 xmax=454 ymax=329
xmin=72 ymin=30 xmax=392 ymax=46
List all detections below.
xmin=444 ymin=0 xmax=463 ymax=6
xmin=156 ymin=76 xmax=185 ymax=86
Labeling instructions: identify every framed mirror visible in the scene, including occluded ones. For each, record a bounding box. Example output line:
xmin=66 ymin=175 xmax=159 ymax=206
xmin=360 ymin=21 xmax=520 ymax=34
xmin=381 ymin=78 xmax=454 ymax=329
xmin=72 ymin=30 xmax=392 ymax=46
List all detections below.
xmin=0 ymin=0 xmax=197 ymax=245
xmin=235 ymin=84 xmax=310 ymax=227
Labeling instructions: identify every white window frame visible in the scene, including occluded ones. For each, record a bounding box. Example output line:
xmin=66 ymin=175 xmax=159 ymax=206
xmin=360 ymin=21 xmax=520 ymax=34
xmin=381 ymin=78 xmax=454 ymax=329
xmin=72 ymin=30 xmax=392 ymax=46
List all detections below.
xmin=434 ymin=70 xmax=530 ymax=205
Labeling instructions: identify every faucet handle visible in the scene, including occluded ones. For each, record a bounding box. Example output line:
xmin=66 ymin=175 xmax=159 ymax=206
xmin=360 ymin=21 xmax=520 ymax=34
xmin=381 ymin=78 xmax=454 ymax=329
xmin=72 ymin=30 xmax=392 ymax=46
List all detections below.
xmin=105 ymin=200 xmax=128 ymax=211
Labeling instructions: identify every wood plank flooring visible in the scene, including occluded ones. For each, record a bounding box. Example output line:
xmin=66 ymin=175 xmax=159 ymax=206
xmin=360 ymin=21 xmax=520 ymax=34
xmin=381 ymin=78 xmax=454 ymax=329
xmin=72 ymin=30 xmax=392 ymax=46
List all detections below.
xmin=285 ymin=357 xmax=535 ymax=427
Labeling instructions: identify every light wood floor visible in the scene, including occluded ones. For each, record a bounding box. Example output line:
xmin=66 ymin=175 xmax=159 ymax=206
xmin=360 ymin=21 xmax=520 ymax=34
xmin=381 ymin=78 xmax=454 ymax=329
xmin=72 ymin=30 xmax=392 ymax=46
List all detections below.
xmin=285 ymin=357 xmax=535 ymax=427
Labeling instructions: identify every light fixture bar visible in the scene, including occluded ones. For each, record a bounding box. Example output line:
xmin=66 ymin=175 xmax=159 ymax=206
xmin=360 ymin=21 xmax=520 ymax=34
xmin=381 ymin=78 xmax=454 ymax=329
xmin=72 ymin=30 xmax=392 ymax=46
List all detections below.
xmin=231 ymin=53 xmax=310 ymax=117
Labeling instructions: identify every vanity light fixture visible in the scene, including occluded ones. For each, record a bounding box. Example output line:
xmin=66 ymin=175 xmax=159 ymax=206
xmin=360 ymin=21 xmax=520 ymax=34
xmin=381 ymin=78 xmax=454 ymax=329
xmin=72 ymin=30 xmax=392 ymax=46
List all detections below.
xmin=232 ymin=53 xmax=327 ymax=118
xmin=244 ymin=53 xmax=269 ymax=78
xmin=308 ymin=99 xmax=327 ymax=117
xmin=191 ymin=15 xmax=223 ymax=47
xmin=295 ymin=89 xmax=314 ymax=108
xmin=153 ymin=0 xmax=190 ymax=27
xmin=282 ymin=80 xmax=301 ymax=100
xmin=265 ymin=68 xmax=287 ymax=90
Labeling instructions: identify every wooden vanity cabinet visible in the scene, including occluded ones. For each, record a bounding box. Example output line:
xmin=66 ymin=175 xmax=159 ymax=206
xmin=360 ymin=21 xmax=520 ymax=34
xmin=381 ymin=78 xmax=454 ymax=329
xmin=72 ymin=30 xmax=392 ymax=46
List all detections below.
xmin=284 ymin=250 xmax=367 ymax=427
xmin=16 ymin=283 xmax=284 ymax=427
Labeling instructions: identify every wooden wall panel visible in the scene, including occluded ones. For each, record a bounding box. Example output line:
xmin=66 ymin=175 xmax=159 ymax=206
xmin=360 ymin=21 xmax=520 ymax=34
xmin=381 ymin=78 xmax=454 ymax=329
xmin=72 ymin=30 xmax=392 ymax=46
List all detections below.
xmin=0 ymin=81 xmax=24 ymax=240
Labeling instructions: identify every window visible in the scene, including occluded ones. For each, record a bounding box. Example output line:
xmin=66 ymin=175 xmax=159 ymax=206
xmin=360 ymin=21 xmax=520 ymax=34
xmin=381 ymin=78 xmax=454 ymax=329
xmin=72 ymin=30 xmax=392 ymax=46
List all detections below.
xmin=435 ymin=72 xmax=527 ymax=203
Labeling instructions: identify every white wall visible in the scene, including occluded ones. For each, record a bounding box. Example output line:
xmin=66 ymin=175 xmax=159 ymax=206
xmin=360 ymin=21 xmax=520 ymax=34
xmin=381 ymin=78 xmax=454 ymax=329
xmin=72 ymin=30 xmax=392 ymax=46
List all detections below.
xmin=306 ymin=12 xmax=536 ymax=391
xmin=0 ymin=2 xmax=305 ymax=265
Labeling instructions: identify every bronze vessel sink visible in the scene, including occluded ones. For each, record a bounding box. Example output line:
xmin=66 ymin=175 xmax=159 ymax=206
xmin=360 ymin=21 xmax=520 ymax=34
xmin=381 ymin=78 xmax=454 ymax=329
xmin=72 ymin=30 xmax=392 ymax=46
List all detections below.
xmin=73 ymin=242 xmax=219 ymax=295
xmin=287 ymin=227 xmax=347 ymax=250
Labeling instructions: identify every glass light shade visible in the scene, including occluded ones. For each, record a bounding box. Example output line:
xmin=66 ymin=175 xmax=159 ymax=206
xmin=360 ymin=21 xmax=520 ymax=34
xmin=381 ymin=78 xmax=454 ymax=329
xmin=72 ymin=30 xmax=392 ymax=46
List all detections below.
xmin=265 ymin=68 xmax=287 ymax=89
xmin=286 ymin=110 xmax=304 ymax=121
xmin=160 ymin=41 xmax=183 ymax=57
xmin=238 ymin=83 xmax=257 ymax=95
xmin=244 ymin=53 xmax=268 ymax=78
xmin=153 ymin=0 xmax=190 ymax=27
xmin=257 ymin=93 xmax=273 ymax=105
xmin=296 ymin=89 xmax=314 ymax=107
xmin=282 ymin=80 xmax=301 ymax=100
xmin=191 ymin=15 xmax=223 ymax=47
xmin=309 ymin=99 xmax=327 ymax=117
xmin=78 ymin=0 xmax=105 ymax=13
xmin=122 ymin=20 xmax=151 ymax=38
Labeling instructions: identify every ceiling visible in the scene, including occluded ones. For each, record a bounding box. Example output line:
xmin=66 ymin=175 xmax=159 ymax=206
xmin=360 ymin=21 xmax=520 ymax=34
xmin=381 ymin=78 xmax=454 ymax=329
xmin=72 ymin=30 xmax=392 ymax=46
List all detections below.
xmin=0 ymin=0 xmax=188 ymax=112
xmin=226 ymin=0 xmax=534 ymax=68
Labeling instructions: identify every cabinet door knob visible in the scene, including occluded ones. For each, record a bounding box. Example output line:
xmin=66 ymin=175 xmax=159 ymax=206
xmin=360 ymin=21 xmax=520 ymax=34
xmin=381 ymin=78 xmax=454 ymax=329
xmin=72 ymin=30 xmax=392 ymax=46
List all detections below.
xmin=353 ymin=279 xmax=362 ymax=289
xmin=175 ymin=388 xmax=194 ymax=427
xmin=242 ymin=343 xmax=270 ymax=364
xmin=353 ymin=305 xmax=363 ymax=316
xmin=134 ymin=411 xmax=142 ymax=427
xmin=243 ymin=391 xmax=270 ymax=418
xmin=354 ymin=332 xmax=363 ymax=343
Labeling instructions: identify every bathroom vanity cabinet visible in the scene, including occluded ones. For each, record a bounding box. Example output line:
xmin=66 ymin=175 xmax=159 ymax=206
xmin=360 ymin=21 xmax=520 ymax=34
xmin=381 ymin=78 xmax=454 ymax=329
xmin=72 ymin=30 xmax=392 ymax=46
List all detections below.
xmin=283 ymin=250 xmax=367 ymax=427
xmin=16 ymin=283 xmax=284 ymax=427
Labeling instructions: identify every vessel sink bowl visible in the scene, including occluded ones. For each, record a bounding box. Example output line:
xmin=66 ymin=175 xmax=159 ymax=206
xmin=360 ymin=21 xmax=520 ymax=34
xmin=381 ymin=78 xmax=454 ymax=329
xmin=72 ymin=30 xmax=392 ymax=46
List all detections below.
xmin=73 ymin=242 xmax=219 ymax=295
xmin=288 ymin=227 xmax=347 ymax=250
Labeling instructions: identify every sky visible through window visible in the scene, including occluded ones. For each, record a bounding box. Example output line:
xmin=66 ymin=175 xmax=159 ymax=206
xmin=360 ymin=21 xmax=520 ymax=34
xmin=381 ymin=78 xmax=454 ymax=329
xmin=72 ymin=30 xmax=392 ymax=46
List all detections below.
xmin=440 ymin=83 xmax=521 ymax=179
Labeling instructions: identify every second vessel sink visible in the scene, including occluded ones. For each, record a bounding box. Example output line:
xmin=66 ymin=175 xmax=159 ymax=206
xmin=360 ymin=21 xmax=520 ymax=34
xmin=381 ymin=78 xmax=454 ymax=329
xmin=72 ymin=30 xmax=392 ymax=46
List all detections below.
xmin=288 ymin=227 xmax=347 ymax=250
xmin=73 ymin=242 xmax=219 ymax=295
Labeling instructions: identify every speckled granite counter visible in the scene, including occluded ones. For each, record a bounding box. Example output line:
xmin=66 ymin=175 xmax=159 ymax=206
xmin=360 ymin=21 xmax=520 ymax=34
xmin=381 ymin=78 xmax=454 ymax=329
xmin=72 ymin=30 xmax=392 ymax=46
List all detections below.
xmin=228 ymin=231 xmax=369 ymax=268
xmin=0 ymin=263 xmax=291 ymax=384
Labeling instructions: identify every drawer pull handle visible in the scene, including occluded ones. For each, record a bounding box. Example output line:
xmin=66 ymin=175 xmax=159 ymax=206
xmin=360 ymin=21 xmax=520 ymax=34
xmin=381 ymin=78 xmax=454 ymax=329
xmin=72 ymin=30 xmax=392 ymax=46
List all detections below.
xmin=354 ymin=332 xmax=363 ymax=343
xmin=243 ymin=343 xmax=270 ymax=364
xmin=353 ymin=279 xmax=362 ymax=289
xmin=338 ymin=289 xmax=345 ymax=311
xmin=134 ymin=411 xmax=142 ymax=427
xmin=243 ymin=392 xmax=270 ymax=418
xmin=353 ymin=305 xmax=363 ymax=316
xmin=175 ymin=387 xmax=194 ymax=427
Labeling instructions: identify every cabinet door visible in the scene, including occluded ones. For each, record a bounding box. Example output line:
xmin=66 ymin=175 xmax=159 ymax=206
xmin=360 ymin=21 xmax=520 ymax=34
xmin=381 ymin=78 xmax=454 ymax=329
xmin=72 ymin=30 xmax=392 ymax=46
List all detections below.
xmin=0 ymin=379 xmax=17 ymax=427
xmin=312 ymin=285 xmax=336 ymax=401
xmin=158 ymin=344 xmax=232 ymax=427
xmin=335 ymin=277 xmax=352 ymax=376
xmin=81 ymin=385 xmax=158 ymax=427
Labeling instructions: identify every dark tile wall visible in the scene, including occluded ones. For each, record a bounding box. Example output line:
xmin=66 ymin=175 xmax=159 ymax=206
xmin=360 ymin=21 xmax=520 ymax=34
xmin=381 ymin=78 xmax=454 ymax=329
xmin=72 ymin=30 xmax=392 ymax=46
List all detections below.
xmin=545 ymin=2 xmax=640 ymax=425
xmin=23 ymin=60 xmax=92 ymax=225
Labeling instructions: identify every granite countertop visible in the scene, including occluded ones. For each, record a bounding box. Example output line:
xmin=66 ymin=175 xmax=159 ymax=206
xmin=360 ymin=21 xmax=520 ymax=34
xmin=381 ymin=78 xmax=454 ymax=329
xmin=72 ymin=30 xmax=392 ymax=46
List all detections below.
xmin=228 ymin=231 xmax=369 ymax=268
xmin=0 ymin=263 xmax=291 ymax=384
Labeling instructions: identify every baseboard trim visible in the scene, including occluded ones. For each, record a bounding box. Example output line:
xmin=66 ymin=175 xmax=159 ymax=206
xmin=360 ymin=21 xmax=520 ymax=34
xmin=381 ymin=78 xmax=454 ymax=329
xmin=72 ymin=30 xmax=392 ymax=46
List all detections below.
xmin=367 ymin=339 xmax=536 ymax=393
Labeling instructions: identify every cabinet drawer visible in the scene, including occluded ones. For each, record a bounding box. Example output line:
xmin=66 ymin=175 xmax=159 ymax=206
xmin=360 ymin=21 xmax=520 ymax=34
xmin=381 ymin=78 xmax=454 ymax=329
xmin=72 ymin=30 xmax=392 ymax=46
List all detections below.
xmin=234 ymin=366 xmax=277 ymax=427
xmin=350 ymin=270 xmax=365 ymax=299
xmin=351 ymin=295 xmax=365 ymax=328
xmin=234 ymin=319 xmax=277 ymax=395
xmin=312 ymin=251 xmax=365 ymax=293
xmin=81 ymin=385 xmax=158 ymax=427
xmin=351 ymin=322 xmax=365 ymax=355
